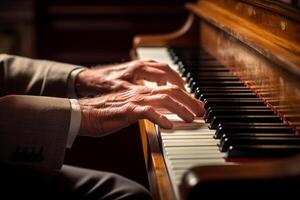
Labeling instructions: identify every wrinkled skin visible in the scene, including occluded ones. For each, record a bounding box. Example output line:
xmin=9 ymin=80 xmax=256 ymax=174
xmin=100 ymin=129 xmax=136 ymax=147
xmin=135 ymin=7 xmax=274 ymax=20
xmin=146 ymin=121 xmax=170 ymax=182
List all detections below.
xmin=75 ymin=60 xmax=185 ymax=97
xmin=76 ymin=60 xmax=205 ymax=137
xmin=79 ymin=85 xmax=205 ymax=137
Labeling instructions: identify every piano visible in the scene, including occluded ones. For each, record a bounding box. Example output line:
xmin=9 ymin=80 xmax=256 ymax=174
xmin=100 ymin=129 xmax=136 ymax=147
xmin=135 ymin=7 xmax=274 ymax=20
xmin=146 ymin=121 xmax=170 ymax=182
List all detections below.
xmin=132 ymin=0 xmax=300 ymax=199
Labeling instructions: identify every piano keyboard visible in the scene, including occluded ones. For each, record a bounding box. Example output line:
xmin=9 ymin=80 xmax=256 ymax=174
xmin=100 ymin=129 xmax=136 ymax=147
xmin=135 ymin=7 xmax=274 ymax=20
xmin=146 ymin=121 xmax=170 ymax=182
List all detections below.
xmin=136 ymin=47 xmax=298 ymax=199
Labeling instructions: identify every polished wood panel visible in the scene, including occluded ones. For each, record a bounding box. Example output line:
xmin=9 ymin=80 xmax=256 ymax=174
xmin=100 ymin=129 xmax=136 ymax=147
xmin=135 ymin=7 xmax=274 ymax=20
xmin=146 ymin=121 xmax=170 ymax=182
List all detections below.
xmin=186 ymin=1 xmax=300 ymax=132
xmin=180 ymin=155 xmax=300 ymax=199
xmin=138 ymin=120 xmax=175 ymax=200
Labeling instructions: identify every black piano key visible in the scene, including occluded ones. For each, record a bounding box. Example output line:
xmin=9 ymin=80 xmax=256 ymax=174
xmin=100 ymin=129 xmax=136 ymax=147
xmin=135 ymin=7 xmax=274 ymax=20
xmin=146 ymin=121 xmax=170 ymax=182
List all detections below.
xmin=181 ymin=67 xmax=229 ymax=77
xmin=178 ymin=60 xmax=221 ymax=67
xmin=199 ymin=93 xmax=258 ymax=101
xmin=188 ymin=75 xmax=239 ymax=85
xmin=190 ymin=81 xmax=245 ymax=93
xmin=205 ymin=106 xmax=270 ymax=114
xmin=195 ymin=87 xmax=252 ymax=96
xmin=169 ymin=48 xmax=213 ymax=60
xmin=204 ymin=99 xmax=266 ymax=110
xmin=215 ymin=125 xmax=294 ymax=138
xmin=188 ymin=76 xmax=240 ymax=85
xmin=219 ymin=133 xmax=297 ymax=149
xmin=191 ymin=76 xmax=239 ymax=81
xmin=196 ymin=90 xmax=253 ymax=99
xmin=196 ymin=87 xmax=251 ymax=91
xmin=196 ymin=86 xmax=250 ymax=91
xmin=221 ymin=133 xmax=295 ymax=139
xmin=220 ymin=136 xmax=300 ymax=152
xmin=210 ymin=115 xmax=283 ymax=129
xmin=205 ymin=109 xmax=274 ymax=122
xmin=227 ymin=145 xmax=300 ymax=157
xmin=216 ymin=122 xmax=288 ymax=127
xmin=186 ymin=71 xmax=233 ymax=79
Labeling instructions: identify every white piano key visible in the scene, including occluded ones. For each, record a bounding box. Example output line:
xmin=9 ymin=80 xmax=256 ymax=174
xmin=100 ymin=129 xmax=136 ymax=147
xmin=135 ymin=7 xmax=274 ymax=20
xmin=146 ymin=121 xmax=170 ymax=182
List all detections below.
xmin=137 ymin=47 xmax=229 ymax=200
xmin=163 ymin=139 xmax=218 ymax=147
xmin=161 ymin=132 xmax=215 ymax=136
xmin=166 ymin=146 xmax=220 ymax=155
xmin=167 ymin=153 xmax=226 ymax=160
xmin=170 ymin=159 xmax=226 ymax=170
xmin=161 ymin=135 xmax=214 ymax=139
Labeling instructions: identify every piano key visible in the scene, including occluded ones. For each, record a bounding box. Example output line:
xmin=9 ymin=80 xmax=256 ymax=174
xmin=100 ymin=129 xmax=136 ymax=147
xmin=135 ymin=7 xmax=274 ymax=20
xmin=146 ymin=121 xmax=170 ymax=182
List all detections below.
xmin=205 ymin=106 xmax=271 ymax=114
xmin=195 ymin=88 xmax=253 ymax=97
xmin=161 ymin=135 xmax=214 ymax=140
xmin=165 ymin=148 xmax=221 ymax=155
xmin=169 ymin=159 xmax=226 ymax=169
xmin=227 ymin=145 xmax=300 ymax=157
xmin=190 ymin=81 xmax=245 ymax=92
xmin=215 ymin=122 xmax=289 ymax=130
xmin=205 ymin=109 xmax=275 ymax=122
xmin=168 ymin=153 xmax=226 ymax=160
xmin=220 ymin=133 xmax=296 ymax=140
xmin=195 ymin=87 xmax=252 ymax=98
xmin=178 ymin=60 xmax=221 ymax=67
xmin=215 ymin=124 xmax=294 ymax=138
xmin=204 ymin=99 xmax=266 ymax=110
xmin=199 ymin=93 xmax=258 ymax=101
xmin=192 ymin=76 xmax=240 ymax=81
xmin=163 ymin=139 xmax=219 ymax=147
xmin=186 ymin=71 xmax=233 ymax=79
xmin=169 ymin=48 xmax=213 ymax=60
xmin=220 ymin=136 xmax=300 ymax=152
xmin=181 ymin=67 xmax=229 ymax=77
xmin=210 ymin=115 xmax=283 ymax=129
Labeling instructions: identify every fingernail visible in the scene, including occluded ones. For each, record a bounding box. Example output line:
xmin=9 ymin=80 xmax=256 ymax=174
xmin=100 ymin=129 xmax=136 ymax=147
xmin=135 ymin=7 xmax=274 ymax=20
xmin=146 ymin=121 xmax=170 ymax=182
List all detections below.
xmin=162 ymin=117 xmax=173 ymax=129
xmin=185 ymin=113 xmax=195 ymax=123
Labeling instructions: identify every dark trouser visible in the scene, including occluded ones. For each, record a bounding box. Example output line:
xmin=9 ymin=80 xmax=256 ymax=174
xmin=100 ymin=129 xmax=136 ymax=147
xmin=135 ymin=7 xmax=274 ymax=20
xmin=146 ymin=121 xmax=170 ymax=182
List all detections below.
xmin=0 ymin=163 xmax=152 ymax=200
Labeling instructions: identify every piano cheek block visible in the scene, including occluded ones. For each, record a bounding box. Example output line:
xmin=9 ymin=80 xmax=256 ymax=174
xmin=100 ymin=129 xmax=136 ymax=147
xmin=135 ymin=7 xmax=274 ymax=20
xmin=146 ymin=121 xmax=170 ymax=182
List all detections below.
xmin=179 ymin=161 xmax=300 ymax=200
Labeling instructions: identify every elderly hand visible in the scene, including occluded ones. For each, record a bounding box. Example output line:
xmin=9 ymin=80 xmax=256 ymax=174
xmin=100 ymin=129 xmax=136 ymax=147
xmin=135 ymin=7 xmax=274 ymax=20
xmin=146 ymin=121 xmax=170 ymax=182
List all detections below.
xmin=75 ymin=60 xmax=185 ymax=97
xmin=79 ymin=85 xmax=204 ymax=137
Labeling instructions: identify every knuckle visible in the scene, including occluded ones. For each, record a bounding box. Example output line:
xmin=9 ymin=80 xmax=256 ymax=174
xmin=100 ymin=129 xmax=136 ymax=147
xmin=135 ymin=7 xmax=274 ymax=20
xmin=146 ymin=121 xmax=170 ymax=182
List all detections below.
xmin=131 ymin=96 xmax=145 ymax=104
xmin=161 ymin=63 xmax=169 ymax=68
xmin=124 ymin=103 xmax=136 ymax=114
xmin=143 ymin=106 xmax=153 ymax=113
xmin=133 ymin=60 xmax=144 ymax=68
xmin=159 ymin=94 xmax=169 ymax=101
xmin=169 ymin=85 xmax=180 ymax=92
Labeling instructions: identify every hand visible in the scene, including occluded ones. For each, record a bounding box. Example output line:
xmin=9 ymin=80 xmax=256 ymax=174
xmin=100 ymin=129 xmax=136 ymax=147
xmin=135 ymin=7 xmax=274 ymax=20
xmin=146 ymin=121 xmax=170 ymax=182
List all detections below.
xmin=79 ymin=85 xmax=205 ymax=137
xmin=75 ymin=60 xmax=185 ymax=97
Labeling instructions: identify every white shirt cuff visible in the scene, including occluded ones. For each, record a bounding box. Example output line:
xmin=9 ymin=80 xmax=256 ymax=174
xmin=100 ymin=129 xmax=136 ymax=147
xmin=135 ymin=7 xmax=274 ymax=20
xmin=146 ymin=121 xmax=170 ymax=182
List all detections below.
xmin=67 ymin=68 xmax=86 ymax=98
xmin=67 ymin=99 xmax=82 ymax=148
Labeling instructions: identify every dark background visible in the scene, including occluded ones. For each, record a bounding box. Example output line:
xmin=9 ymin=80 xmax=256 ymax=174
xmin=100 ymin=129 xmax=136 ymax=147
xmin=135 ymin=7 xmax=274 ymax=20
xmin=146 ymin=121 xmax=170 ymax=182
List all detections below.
xmin=0 ymin=0 xmax=193 ymax=188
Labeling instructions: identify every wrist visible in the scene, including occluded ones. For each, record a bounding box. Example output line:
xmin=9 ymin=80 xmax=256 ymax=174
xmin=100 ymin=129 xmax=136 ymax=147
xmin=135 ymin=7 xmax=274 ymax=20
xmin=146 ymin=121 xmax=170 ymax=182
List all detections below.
xmin=78 ymin=99 xmax=90 ymax=136
xmin=75 ymin=69 xmax=91 ymax=98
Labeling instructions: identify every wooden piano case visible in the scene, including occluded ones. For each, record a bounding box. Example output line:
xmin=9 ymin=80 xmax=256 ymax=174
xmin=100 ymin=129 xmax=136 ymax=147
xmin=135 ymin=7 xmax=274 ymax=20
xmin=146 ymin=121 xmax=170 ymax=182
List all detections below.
xmin=132 ymin=0 xmax=300 ymax=199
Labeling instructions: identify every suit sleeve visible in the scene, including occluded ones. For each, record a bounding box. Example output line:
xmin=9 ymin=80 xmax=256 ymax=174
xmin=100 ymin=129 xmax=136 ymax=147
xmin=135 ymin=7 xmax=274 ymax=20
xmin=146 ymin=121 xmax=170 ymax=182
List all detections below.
xmin=0 ymin=54 xmax=83 ymax=97
xmin=0 ymin=95 xmax=71 ymax=170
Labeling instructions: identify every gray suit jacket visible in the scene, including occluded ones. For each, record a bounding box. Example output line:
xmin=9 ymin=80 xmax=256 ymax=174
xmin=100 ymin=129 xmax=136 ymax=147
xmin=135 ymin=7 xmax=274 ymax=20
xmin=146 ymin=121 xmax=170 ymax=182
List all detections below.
xmin=0 ymin=54 xmax=82 ymax=169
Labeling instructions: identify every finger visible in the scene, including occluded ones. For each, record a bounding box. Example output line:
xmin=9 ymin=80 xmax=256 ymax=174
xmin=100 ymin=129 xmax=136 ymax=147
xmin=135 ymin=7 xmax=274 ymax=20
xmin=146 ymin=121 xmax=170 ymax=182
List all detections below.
xmin=151 ymin=85 xmax=205 ymax=117
xmin=135 ymin=66 xmax=167 ymax=83
xmin=136 ymin=66 xmax=184 ymax=89
xmin=144 ymin=62 xmax=185 ymax=89
xmin=142 ymin=94 xmax=195 ymax=122
xmin=134 ymin=106 xmax=173 ymax=129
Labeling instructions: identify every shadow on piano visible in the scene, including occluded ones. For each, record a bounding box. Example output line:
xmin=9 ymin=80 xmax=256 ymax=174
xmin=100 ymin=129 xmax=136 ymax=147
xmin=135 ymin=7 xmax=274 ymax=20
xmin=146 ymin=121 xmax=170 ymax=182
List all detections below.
xmin=132 ymin=0 xmax=300 ymax=199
